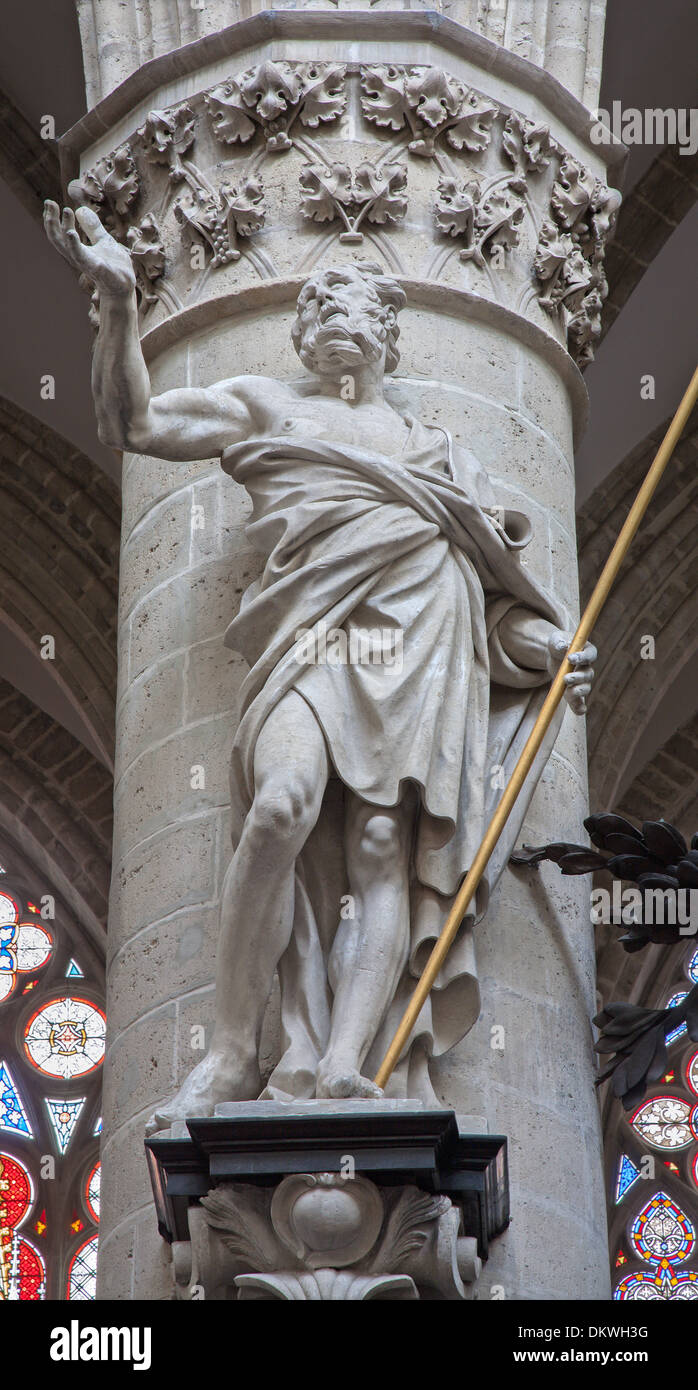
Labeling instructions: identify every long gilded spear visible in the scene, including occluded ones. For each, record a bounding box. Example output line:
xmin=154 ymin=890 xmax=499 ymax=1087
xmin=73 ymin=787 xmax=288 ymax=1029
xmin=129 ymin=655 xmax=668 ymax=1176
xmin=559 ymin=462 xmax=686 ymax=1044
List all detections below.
xmin=374 ymin=364 xmax=698 ymax=1090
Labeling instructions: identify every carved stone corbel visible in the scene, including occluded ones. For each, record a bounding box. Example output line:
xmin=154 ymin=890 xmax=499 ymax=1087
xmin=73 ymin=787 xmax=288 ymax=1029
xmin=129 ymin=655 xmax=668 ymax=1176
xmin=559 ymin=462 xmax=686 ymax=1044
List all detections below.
xmin=176 ymin=1173 xmax=480 ymax=1301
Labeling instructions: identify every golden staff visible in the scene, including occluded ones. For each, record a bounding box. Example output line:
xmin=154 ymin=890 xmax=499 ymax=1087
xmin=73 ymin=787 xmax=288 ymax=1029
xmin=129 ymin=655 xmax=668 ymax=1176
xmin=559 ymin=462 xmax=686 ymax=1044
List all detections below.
xmin=374 ymin=364 xmax=698 ymax=1090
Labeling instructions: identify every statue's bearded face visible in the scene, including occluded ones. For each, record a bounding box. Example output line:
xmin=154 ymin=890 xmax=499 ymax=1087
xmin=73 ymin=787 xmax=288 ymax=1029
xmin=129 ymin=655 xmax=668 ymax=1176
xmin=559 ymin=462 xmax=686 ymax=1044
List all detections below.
xmin=293 ymin=269 xmax=393 ymax=378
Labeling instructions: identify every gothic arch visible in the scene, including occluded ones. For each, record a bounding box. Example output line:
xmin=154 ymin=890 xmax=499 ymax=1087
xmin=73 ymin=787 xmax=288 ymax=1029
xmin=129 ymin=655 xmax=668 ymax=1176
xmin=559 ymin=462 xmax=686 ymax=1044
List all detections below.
xmin=0 ymin=396 xmax=120 ymax=767
xmin=0 ymin=680 xmax=112 ymax=953
xmin=579 ymin=409 xmax=698 ymax=809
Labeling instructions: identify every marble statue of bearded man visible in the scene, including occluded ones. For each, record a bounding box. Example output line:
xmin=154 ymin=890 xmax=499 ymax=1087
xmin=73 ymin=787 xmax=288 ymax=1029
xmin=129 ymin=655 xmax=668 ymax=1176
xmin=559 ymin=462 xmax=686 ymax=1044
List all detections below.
xmin=43 ymin=201 xmax=596 ymax=1128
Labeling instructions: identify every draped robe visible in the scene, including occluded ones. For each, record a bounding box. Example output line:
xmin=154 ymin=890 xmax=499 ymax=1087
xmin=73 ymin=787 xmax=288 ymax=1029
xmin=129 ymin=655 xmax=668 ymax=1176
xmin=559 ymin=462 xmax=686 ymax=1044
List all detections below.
xmin=221 ymin=415 xmax=568 ymax=1099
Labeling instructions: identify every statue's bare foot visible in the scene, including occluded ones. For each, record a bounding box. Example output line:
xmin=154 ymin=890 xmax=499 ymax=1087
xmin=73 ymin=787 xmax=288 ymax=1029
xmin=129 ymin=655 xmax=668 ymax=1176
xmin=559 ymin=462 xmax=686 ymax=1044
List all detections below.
xmin=315 ymin=1059 xmax=383 ymax=1100
xmin=145 ymin=1051 xmax=260 ymax=1136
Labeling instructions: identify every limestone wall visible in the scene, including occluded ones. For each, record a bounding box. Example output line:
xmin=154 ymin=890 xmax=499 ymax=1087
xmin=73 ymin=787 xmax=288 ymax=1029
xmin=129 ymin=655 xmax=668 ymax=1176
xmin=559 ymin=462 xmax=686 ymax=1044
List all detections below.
xmin=76 ymin=0 xmax=606 ymax=111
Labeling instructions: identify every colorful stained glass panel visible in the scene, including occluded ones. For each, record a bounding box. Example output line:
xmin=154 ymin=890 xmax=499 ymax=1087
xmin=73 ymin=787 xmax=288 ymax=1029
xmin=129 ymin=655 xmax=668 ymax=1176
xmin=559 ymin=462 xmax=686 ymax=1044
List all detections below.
xmin=0 ymin=1059 xmax=32 ymax=1136
xmin=23 ymin=996 xmax=106 ymax=1079
xmin=615 ymin=1152 xmax=641 ymax=1203
xmin=46 ymin=1096 xmax=85 ymax=1154
xmin=631 ymin=1191 xmax=695 ymax=1263
xmin=631 ymin=1096 xmax=698 ymax=1150
xmin=86 ymin=1161 xmax=100 ymax=1223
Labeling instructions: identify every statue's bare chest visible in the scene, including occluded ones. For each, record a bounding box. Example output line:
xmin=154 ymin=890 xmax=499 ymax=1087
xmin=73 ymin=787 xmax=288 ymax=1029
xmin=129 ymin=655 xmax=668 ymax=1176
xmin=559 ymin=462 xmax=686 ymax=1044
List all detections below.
xmin=268 ymin=400 xmax=411 ymax=459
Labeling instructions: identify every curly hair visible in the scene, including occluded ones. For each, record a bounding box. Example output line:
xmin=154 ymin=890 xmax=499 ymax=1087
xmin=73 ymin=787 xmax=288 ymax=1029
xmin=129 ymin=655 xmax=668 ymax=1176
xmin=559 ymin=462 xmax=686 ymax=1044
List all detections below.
xmin=292 ymin=262 xmax=407 ymax=373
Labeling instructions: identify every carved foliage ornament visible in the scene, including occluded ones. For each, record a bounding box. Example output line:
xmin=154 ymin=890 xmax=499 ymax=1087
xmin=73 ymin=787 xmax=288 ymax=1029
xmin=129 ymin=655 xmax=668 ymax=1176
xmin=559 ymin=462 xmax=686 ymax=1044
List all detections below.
xmin=361 ymin=64 xmax=498 ymax=157
xmin=195 ymin=1172 xmax=476 ymax=1301
xmin=300 ymin=160 xmax=407 ymax=240
xmin=535 ymin=154 xmax=621 ymax=365
xmin=68 ymin=146 xmax=139 ymax=239
xmin=68 ymin=150 xmax=165 ymax=317
xmin=501 ymin=111 xmax=556 ymax=184
xmin=67 ymin=62 xmax=619 ymax=362
xmin=137 ymin=105 xmax=196 ymax=183
xmin=435 ymin=176 xmax=524 ymax=266
xmin=206 ymin=60 xmax=346 ymax=152
xmin=174 ymin=178 xmax=265 ymax=267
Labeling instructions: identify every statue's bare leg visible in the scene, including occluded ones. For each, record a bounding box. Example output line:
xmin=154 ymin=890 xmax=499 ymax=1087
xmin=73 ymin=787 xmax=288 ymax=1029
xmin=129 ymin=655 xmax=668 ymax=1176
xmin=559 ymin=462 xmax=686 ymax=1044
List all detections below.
xmin=315 ymin=793 xmax=413 ymax=1100
xmin=146 ymin=691 xmax=328 ymax=1133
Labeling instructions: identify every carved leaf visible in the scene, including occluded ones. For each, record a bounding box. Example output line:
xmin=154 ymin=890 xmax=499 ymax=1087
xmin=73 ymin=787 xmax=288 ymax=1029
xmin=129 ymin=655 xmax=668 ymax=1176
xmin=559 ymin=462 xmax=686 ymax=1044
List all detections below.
xmin=502 ymin=112 xmax=554 ymax=174
xmin=403 ymin=67 xmax=464 ymax=130
xmin=102 ymin=147 xmax=139 ymax=215
xmin=356 ymin=161 xmax=408 ymax=225
xmin=200 ymin=1185 xmax=280 ymax=1272
xmin=126 ymin=213 xmax=165 ymax=281
xmin=434 ymin=175 xmax=477 ymax=242
xmin=70 ymin=166 xmax=106 ymax=210
xmin=550 ymin=154 xmax=596 ymax=230
xmin=298 ymin=62 xmax=347 ymax=128
xmin=589 ymin=181 xmax=621 ymax=245
xmin=205 ymin=80 xmax=257 ymax=145
xmin=475 ymin=184 xmax=524 ymax=254
xmin=360 ymin=64 xmax=409 ymax=131
xmin=224 ymin=177 xmax=265 ymax=237
xmin=139 ymin=105 xmax=195 ymax=179
xmin=299 ymin=162 xmax=353 ymax=222
xmin=368 ymin=1188 xmax=450 ymax=1273
xmin=534 ymin=222 xmax=574 ymax=301
xmin=238 ymin=61 xmax=302 ymax=124
xmin=170 ymin=105 xmax=196 ymax=158
xmin=446 ymin=92 xmax=498 ymax=152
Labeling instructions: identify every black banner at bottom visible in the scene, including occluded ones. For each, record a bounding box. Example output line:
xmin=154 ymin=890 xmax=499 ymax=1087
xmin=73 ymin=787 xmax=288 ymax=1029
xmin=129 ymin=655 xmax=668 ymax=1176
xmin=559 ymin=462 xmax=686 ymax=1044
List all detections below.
xmin=5 ymin=1299 xmax=688 ymax=1375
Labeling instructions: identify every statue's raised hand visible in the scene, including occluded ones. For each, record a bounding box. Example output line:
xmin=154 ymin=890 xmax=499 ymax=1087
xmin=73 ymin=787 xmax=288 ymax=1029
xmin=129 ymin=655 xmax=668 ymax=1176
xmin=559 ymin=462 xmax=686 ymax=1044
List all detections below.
xmin=43 ymin=201 xmax=136 ymax=296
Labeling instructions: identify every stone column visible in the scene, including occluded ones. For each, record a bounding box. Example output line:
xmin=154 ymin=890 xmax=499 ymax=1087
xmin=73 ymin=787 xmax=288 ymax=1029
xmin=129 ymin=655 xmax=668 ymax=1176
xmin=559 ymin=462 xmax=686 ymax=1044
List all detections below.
xmin=60 ymin=4 xmax=622 ymax=1300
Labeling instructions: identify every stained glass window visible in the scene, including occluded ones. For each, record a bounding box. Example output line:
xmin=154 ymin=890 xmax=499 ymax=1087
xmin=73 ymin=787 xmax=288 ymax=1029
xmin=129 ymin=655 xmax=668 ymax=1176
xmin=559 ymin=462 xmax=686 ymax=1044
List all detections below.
xmin=0 ymin=875 xmax=104 ymax=1299
xmin=24 ymin=996 xmax=106 ymax=1079
xmin=687 ymin=1052 xmax=698 ymax=1097
xmin=631 ymin=1096 xmax=698 ymax=1150
xmin=615 ymin=1193 xmax=698 ymax=1299
xmin=615 ymin=1153 xmax=641 ymax=1203
xmin=0 ymin=1151 xmax=46 ymax=1299
xmin=46 ymin=1097 xmax=85 ymax=1154
xmin=86 ymin=1161 xmax=100 ymax=1223
xmin=67 ymin=1235 xmax=98 ymax=1300
xmin=609 ymin=944 xmax=698 ymax=1298
xmin=0 ymin=893 xmax=53 ymax=1007
xmin=0 ymin=1059 xmax=33 ymax=1137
